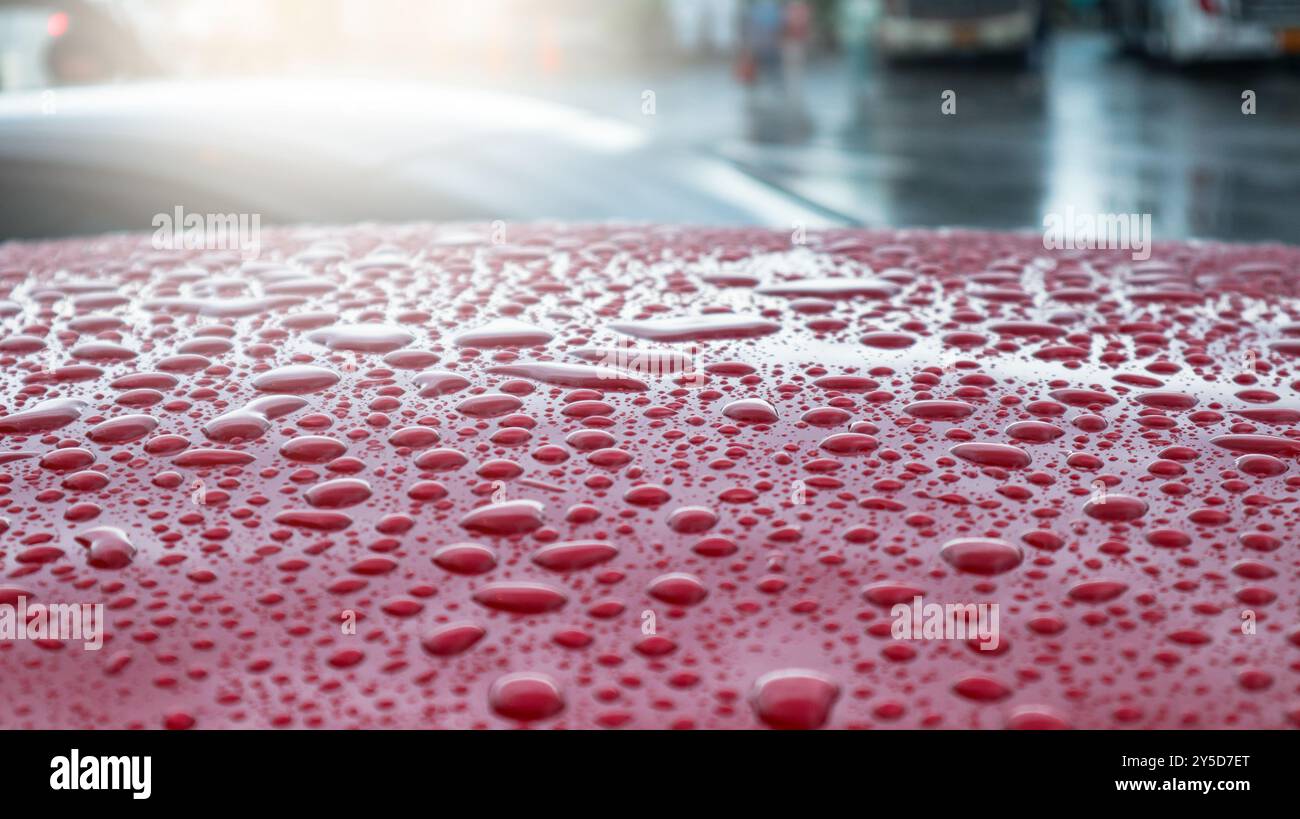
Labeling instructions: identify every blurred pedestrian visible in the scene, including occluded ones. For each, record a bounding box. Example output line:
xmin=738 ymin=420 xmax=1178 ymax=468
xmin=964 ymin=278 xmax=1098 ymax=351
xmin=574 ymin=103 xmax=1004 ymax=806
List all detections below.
xmin=744 ymin=0 xmax=783 ymax=91
xmin=1030 ymin=1 xmax=1052 ymax=67
xmin=781 ymin=0 xmax=811 ymax=102
xmin=838 ymin=0 xmax=877 ymax=87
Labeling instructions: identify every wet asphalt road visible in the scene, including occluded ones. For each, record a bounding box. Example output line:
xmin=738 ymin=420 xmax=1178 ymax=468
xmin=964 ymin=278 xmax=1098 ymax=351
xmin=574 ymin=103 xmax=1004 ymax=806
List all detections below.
xmin=535 ymin=32 xmax=1300 ymax=246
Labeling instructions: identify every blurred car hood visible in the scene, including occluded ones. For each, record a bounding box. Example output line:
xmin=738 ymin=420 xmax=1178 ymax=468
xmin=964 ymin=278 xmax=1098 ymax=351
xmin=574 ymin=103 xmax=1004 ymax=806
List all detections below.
xmin=0 ymin=78 xmax=849 ymax=238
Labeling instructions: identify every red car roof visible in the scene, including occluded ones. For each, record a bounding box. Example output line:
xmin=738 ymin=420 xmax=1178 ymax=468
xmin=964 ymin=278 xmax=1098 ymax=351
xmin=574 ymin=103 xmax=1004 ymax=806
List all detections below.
xmin=1 ymin=224 xmax=1298 ymax=729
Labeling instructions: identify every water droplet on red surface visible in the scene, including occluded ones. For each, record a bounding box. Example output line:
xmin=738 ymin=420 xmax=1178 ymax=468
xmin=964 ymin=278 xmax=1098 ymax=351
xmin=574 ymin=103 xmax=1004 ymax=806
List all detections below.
xmin=74 ymin=526 xmax=136 ymax=569
xmin=473 ymin=582 xmax=568 ymax=614
xmin=531 ymin=541 xmax=618 ymax=571
xmin=1082 ymin=494 xmax=1148 ymax=522
xmin=454 ymin=319 xmax=553 ymax=348
xmin=904 ymin=400 xmax=974 ymax=421
xmin=308 ymin=323 xmax=414 ymax=353
xmin=422 ymin=623 xmax=486 ymax=657
xmin=949 ymin=442 xmax=1031 ymax=469
xmin=460 ymin=500 xmax=545 ymax=535
xmin=750 ymin=670 xmax=840 ymax=730
xmin=305 ymin=478 xmax=372 ymax=508
xmin=647 ymin=573 xmax=708 ymax=606
xmin=0 ymin=398 xmax=87 ymax=434
xmin=940 ymin=538 xmax=1023 ymax=575
xmin=433 ymin=543 xmax=498 ymax=575
xmin=1068 ymin=580 xmax=1128 ymax=603
xmin=722 ymin=398 xmax=778 ymax=423
xmin=953 ymin=674 xmax=1012 ymax=702
xmin=610 ymin=314 xmax=780 ymax=342
xmin=251 ymin=365 xmax=340 ymax=394
xmin=489 ymin=672 xmax=565 ymax=721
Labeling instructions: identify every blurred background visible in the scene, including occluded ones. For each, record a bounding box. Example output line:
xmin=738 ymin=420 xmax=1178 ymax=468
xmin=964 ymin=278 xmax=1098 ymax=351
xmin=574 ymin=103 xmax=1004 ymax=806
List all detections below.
xmin=1 ymin=0 xmax=1299 ymax=243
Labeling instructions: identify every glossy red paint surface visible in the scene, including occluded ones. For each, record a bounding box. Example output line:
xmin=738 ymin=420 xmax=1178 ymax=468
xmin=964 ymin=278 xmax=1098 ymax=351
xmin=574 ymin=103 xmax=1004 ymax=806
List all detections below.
xmin=1 ymin=225 xmax=1298 ymax=729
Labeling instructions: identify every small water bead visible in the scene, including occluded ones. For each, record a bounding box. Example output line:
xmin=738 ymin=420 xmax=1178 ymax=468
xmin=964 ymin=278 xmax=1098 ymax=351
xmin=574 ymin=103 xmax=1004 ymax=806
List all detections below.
xmin=387 ymin=426 xmax=440 ymax=448
xmin=432 ymin=543 xmax=498 ymax=575
xmin=819 ymin=432 xmax=879 ymax=455
xmin=413 ymin=370 xmax=471 ymax=396
xmin=143 ymin=434 xmax=189 ymax=455
xmin=70 ymin=341 xmax=136 ymax=361
xmin=801 ymin=407 xmax=852 ymax=426
xmin=1082 ymin=494 xmax=1148 ymax=522
xmin=304 ymin=478 xmax=372 ymax=509
xmin=252 ymin=365 xmax=340 ymax=394
xmin=939 ymin=538 xmax=1023 ymax=575
xmin=609 ymin=314 xmax=780 ymax=342
xmin=1005 ymin=707 xmax=1071 ymax=730
xmin=647 ymin=573 xmax=708 ymax=606
xmin=473 ymin=582 xmax=568 ymax=614
xmin=279 ymin=436 xmax=347 ymax=462
xmin=62 ymin=470 xmax=109 ymax=491
xmin=949 ymin=442 xmax=1031 ymax=469
xmin=667 ymin=506 xmax=718 ymax=534
xmin=1210 ymin=434 xmax=1300 ymax=456
xmin=1004 ymin=421 xmax=1064 ymax=443
xmin=721 ymin=398 xmax=778 ymax=423
xmin=586 ymin=448 xmax=632 ymax=468
xmin=0 ymin=398 xmax=87 ymax=434
xmin=756 ymin=277 xmax=899 ymax=298
xmin=750 ymin=670 xmax=840 ymax=730
xmin=307 ymin=323 xmax=414 ymax=353
xmin=115 ymin=388 xmax=164 ymax=407
xmin=531 ymin=541 xmax=619 ymax=571
xmin=862 ymin=581 xmax=925 ymax=607
xmin=1233 ymin=407 xmax=1300 ymax=424
xmin=488 ymin=361 xmax=646 ymax=391
xmin=456 ymin=394 xmax=523 ymax=418
xmin=460 ymin=500 xmax=545 ymax=535
xmin=204 ymin=396 xmax=307 ymax=442
xmin=39 ymin=447 xmax=95 ymax=471
xmin=86 ymin=414 xmax=158 ymax=444
xmin=414 ymin=448 xmax=469 ymax=470
xmin=1134 ymin=391 xmax=1197 ymax=410
xmin=1049 ymin=388 xmax=1116 ymax=407
xmin=624 ymin=485 xmax=672 ymax=506
xmin=273 ymin=510 xmax=353 ymax=531
xmin=903 ymin=400 xmax=974 ymax=421
xmin=1068 ymin=580 xmax=1129 ymax=603
xmin=382 ymin=349 xmax=440 ymax=369
xmin=488 ymin=672 xmax=565 ymax=721
xmin=454 ymin=319 xmax=553 ymax=348
xmin=859 ymin=331 xmax=916 ymax=349
xmin=952 ymin=674 xmax=1012 ymax=702
xmin=74 ymin=526 xmax=136 ymax=569
xmin=421 ymin=623 xmax=486 ymax=657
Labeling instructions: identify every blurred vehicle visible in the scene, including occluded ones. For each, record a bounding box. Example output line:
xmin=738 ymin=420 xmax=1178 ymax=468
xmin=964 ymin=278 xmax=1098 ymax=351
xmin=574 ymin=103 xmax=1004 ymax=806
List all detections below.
xmin=0 ymin=0 xmax=156 ymax=89
xmin=0 ymin=78 xmax=847 ymax=239
xmin=875 ymin=0 xmax=1041 ymax=61
xmin=1108 ymin=0 xmax=1300 ymax=62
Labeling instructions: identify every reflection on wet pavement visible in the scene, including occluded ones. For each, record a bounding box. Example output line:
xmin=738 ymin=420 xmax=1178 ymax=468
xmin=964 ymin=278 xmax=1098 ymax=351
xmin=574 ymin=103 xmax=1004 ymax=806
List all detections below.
xmin=719 ymin=34 xmax=1300 ymax=244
